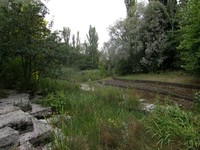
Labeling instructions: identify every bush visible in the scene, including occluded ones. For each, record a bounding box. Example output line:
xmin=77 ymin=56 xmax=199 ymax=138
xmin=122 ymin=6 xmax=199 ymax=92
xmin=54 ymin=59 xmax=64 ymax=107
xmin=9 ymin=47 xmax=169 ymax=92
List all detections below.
xmin=37 ymin=91 xmax=72 ymax=114
xmin=145 ymin=105 xmax=200 ymax=149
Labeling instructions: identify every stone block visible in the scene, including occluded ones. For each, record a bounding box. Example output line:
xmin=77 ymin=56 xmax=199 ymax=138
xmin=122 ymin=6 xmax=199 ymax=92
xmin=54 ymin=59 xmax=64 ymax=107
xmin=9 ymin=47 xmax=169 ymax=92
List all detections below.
xmin=0 ymin=110 xmax=33 ymax=134
xmin=0 ymin=127 xmax=19 ymax=150
xmin=20 ymin=118 xmax=52 ymax=147
xmin=30 ymin=104 xmax=52 ymax=119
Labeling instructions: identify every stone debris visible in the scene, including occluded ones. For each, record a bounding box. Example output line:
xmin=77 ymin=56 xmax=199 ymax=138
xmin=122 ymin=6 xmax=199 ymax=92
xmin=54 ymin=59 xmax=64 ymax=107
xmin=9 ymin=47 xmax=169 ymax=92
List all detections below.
xmin=0 ymin=91 xmax=31 ymax=112
xmin=0 ymin=105 xmax=20 ymax=115
xmin=20 ymin=118 xmax=52 ymax=147
xmin=141 ymin=103 xmax=156 ymax=112
xmin=30 ymin=104 xmax=52 ymax=119
xmin=17 ymin=141 xmax=36 ymax=150
xmin=0 ymin=127 xmax=19 ymax=150
xmin=0 ymin=90 xmax=53 ymax=150
xmin=80 ymin=83 xmax=94 ymax=91
xmin=0 ymin=110 xmax=33 ymax=134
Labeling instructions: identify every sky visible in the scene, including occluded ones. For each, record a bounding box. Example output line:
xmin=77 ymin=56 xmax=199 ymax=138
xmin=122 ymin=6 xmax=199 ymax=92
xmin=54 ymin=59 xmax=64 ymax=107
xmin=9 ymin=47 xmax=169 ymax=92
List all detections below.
xmin=44 ymin=0 xmax=148 ymax=48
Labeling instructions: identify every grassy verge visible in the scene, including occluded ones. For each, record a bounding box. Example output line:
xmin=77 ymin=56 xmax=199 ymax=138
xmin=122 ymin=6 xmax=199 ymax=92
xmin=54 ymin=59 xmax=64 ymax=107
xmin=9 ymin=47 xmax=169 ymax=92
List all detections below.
xmin=116 ymin=71 xmax=200 ymax=85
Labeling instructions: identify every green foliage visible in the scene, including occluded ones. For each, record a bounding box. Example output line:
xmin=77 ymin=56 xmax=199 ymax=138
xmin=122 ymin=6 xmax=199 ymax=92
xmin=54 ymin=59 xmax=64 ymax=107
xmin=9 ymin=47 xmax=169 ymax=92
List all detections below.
xmin=38 ymin=78 xmax=79 ymax=94
xmin=44 ymin=83 xmax=150 ymax=149
xmin=0 ymin=1 xmax=52 ymax=90
xmin=102 ymin=1 xmax=179 ymax=75
xmin=141 ymin=1 xmax=170 ymax=72
xmin=194 ymin=91 xmax=200 ymax=112
xmin=145 ymin=105 xmax=200 ymax=149
xmin=59 ymin=68 xmax=105 ymax=82
xmin=124 ymin=0 xmax=136 ymax=16
xmin=178 ymin=0 xmax=200 ymax=74
xmin=38 ymin=91 xmax=72 ymax=114
xmin=85 ymin=25 xmax=100 ymax=69
xmin=0 ymin=58 xmax=23 ymax=88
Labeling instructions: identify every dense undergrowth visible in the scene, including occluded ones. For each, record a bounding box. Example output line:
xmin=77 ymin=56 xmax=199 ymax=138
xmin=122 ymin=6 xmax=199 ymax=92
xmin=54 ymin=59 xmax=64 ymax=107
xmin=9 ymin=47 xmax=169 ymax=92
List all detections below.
xmin=36 ymin=71 xmax=200 ymax=150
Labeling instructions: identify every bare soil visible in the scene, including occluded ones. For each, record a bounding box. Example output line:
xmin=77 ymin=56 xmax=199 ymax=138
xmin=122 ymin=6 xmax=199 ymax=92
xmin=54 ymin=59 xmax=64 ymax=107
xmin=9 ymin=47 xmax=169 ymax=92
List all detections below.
xmin=98 ymin=79 xmax=197 ymax=109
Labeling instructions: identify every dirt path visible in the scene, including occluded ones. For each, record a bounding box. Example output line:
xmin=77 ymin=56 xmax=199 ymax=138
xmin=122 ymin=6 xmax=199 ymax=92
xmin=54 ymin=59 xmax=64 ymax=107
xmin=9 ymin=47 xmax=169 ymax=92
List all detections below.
xmin=98 ymin=78 xmax=197 ymax=108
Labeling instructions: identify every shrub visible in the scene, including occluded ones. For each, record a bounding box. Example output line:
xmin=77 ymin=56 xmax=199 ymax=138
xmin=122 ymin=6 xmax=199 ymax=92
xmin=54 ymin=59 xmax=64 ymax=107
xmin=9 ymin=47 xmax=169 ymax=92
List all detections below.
xmin=38 ymin=91 xmax=72 ymax=114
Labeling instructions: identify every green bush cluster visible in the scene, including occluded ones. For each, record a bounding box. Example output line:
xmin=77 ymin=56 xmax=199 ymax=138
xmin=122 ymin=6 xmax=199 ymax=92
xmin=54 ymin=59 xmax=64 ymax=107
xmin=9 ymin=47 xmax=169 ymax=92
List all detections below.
xmin=37 ymin=91 xmax=72 ymax=114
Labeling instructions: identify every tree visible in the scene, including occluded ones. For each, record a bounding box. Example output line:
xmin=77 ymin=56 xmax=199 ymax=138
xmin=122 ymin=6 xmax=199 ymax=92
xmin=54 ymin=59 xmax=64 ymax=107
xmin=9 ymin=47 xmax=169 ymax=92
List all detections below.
xmin=124 ymin=0 xmax=136 ymax=17
xmin=76 ymin=31 xmax=80 ymax=52
xmin=141 ymin=1 xmax=170 ymax=72
xmin=0 ymin=1 xmax=51 ymax=90
xmin=62 ymin=27 xmax=71 ymax=46
xmin=86 ymin=25 xmax=99 ymax=69
xmin=178 ymin=0 xmax=200 ymax=74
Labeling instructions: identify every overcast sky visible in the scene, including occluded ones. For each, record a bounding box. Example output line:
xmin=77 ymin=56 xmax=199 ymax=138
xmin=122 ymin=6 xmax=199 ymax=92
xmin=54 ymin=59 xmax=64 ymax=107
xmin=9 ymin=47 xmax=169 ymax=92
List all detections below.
xmin=44 ymin=0 xmax=147 ymax=48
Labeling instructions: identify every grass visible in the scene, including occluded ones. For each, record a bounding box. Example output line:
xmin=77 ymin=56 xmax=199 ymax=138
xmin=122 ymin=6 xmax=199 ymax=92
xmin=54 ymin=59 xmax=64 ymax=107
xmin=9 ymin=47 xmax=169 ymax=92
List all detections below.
xmin=36 ymin=70 xmax=200 ymax=150
xmin=37 ymin=79 xmax=154 ymax=149
xmin=47 ymin=89 xmax=152 ymax=150
xmin=116 ymin=71 xmax=200 ymax=85
xmin=59 ymin=67 xmax=106 ymax=82
xmin=38 ymin=78 xmax=79 ymax=94
xmin=145 ymin=105 xmax=200 ymax=149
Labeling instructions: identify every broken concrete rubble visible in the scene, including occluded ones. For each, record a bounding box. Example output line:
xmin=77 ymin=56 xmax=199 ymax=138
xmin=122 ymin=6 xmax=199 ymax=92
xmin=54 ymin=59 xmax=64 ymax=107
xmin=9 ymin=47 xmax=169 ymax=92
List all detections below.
xmin=0 ymin=127 xmax=19 ymax=150
xmin=0 ymin=91 xmax=53 ymax=150
xmin=30 ymin=104 xmax=52 ymax=119
xmin=0 ymin=110 xmax=33 ymax=134
xmin=20 ymin=118 xmax=52 ymax=147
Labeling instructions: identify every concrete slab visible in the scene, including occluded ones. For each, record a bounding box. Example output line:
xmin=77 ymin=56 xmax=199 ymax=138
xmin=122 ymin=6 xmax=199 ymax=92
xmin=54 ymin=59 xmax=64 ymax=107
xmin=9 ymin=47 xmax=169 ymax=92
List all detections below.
xmin=20 ymin=118 xmax=52 ymax=147
xmin=0 ymin=127 xmax=19 ymax=150
xmin=30 ymin=104 xmax=52 ymax=119
xmin=0 ymin=105 xmax=20 ymax=115
xmin=0 ymin=110 xmax=33 ymax=134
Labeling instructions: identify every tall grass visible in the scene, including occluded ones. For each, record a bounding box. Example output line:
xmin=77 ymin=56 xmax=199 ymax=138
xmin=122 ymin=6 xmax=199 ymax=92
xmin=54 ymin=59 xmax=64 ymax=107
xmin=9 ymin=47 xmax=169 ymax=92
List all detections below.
xmin=38 ymin=78 xmax=152 ymax=149
xmin=38 ymin=78 xmax=79 ymax=94
xmin=145 ymin=105 xmax=200 ymax=149
xmin=60 ymin=67 xmax=106 ymax=82
xmin=37 ymin=74 xmax=200 ymax=150
xmin=48 ymin=89 xmax=152 ymax=150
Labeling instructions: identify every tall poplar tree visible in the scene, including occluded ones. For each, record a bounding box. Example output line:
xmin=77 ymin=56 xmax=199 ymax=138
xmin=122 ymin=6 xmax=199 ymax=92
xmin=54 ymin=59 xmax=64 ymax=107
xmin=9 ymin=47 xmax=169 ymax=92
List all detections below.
xmin=86 ymin=25 xmax=99 ymax=69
